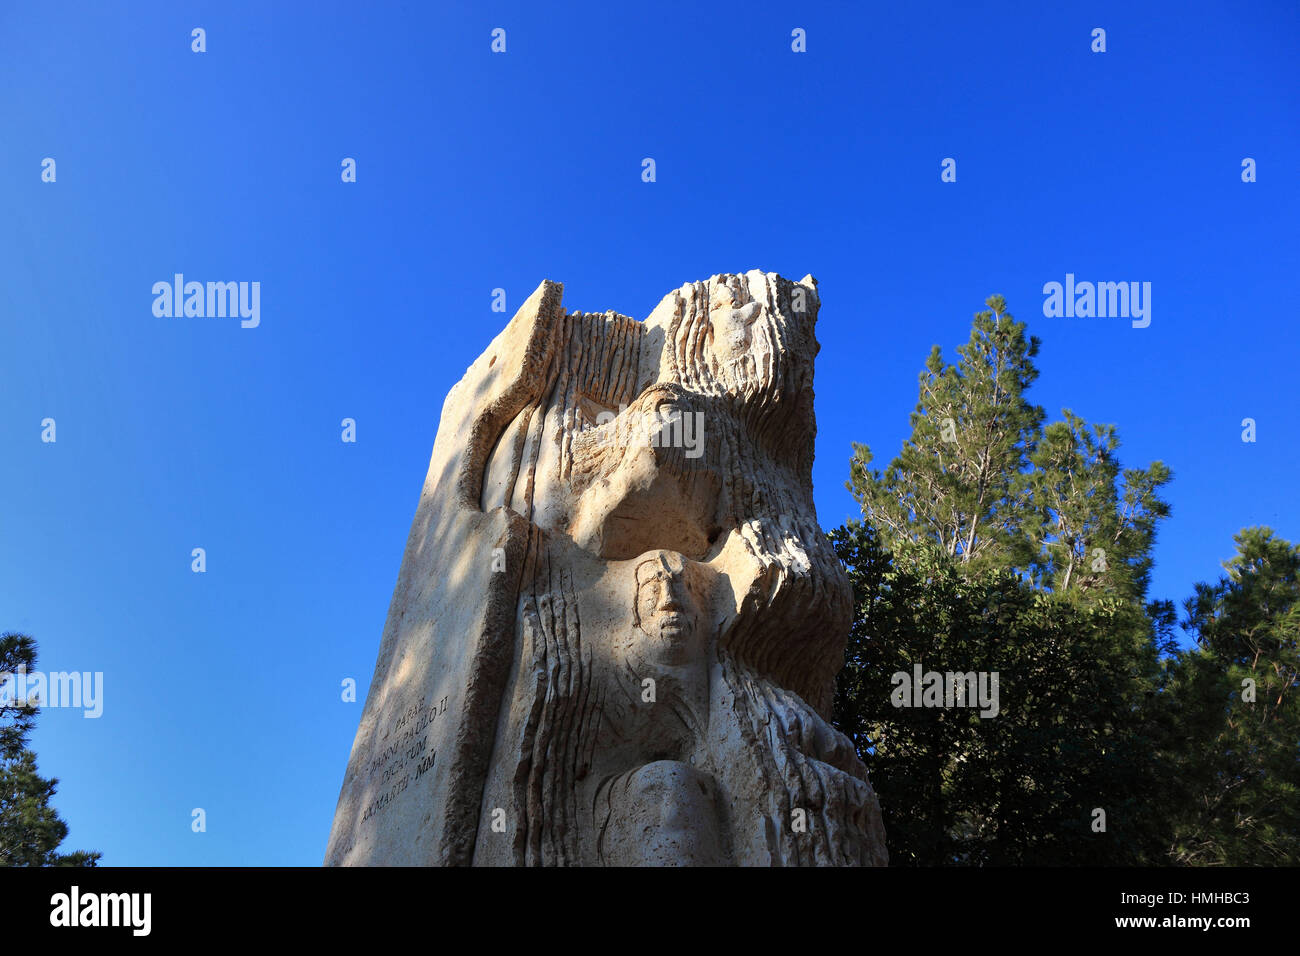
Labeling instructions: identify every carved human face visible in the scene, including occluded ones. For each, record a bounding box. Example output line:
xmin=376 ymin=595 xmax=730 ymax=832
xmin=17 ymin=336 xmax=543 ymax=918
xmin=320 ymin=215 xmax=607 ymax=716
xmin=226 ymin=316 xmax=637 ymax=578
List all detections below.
xmin=708 ymin=299 xmax=761 ymax=365
xmin=635 ymin=553 xmax=698 ymax=653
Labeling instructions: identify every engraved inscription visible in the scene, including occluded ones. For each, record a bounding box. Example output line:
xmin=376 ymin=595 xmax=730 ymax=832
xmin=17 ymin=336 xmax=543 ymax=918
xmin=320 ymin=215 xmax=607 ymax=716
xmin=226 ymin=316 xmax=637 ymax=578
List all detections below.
xmin=360 ymin=694 xmax=450 ymax=825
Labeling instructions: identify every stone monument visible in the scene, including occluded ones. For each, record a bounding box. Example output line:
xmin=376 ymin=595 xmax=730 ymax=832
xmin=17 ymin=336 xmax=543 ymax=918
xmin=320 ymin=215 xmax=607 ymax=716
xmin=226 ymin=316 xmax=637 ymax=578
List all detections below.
xmin=325 ymin=271 xmax=888 ymax=866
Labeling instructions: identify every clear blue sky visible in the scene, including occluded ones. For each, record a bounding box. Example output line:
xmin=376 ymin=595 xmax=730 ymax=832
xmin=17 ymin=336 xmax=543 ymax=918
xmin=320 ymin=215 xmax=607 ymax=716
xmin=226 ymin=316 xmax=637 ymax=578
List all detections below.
xmin=2 ymin=1 xmax=1296 ymax=865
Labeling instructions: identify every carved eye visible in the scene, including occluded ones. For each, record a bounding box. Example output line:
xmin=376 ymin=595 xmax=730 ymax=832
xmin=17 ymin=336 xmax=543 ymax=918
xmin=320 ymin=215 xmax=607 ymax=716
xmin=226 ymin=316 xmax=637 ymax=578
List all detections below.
xmin=638 ymin=588 xmax=661 ymax=623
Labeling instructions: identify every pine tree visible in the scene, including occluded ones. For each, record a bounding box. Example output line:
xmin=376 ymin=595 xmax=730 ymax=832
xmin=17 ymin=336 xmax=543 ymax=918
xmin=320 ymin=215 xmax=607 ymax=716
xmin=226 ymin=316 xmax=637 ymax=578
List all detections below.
xmin=0 ymin=633 xmax=37 ymax=761
xmin=849 ymin=295 xmax=1044 ymax=573
xmin=848 ymin=295 xmax=1171 ymax=600
xmin=1164 ymin=528 xmax=1300 ymax=864
xmin=1028 ymin=411 xmax=1171 ymax=602
xmin=0 ymin=632 xmax=100 ymax=867
xmin=834 ymin=294 xmax=1176 ymax=863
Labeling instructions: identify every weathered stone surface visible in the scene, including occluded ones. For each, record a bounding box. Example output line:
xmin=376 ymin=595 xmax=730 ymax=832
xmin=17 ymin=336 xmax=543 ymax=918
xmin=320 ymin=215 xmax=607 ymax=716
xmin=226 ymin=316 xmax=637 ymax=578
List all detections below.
xmin=325 ymin=271 xmax=888 ymax=866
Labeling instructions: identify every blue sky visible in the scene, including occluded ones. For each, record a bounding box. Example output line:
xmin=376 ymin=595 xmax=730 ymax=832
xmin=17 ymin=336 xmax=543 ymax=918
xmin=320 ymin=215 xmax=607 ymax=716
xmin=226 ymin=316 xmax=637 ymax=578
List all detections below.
xmin=1 ymin=1 xmax=1296 ymax=865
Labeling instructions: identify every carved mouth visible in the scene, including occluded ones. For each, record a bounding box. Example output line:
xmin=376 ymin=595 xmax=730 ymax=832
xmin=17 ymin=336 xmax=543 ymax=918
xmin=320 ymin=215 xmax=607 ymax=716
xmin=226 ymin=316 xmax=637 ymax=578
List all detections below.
xmin=658 ymin=613 xmax=687 ymax=634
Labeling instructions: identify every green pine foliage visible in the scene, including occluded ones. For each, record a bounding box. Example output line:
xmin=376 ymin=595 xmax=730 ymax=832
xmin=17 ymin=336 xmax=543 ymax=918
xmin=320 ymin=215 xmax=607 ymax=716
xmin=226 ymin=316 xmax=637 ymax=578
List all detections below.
xmin=847 ymin=296 xmax=1044 ymax=575
xmin=833 ymin=296 xmax=1296 ymax=865
xmin=847 ymin=295 xmax=1172 ymax=599
xmin=0 ymin=632 xmax=100 ymax=867
xmin=1163 ymin=529 xmax=1300 ymax=864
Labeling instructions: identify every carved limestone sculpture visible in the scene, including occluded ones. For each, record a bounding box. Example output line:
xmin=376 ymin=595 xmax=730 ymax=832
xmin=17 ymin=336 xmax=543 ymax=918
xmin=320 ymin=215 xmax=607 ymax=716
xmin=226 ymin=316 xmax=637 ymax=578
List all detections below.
xmin=325 ymin=271 xmax=888 ymax=866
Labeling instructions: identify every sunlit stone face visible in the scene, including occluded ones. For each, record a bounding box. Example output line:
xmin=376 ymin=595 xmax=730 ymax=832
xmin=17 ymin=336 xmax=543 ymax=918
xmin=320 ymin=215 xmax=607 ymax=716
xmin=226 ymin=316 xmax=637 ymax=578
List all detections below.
xmin=708 ymin=298 xmax=762 ymax=367
xmin=634 ymin=552 xmax=699 ymax=660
